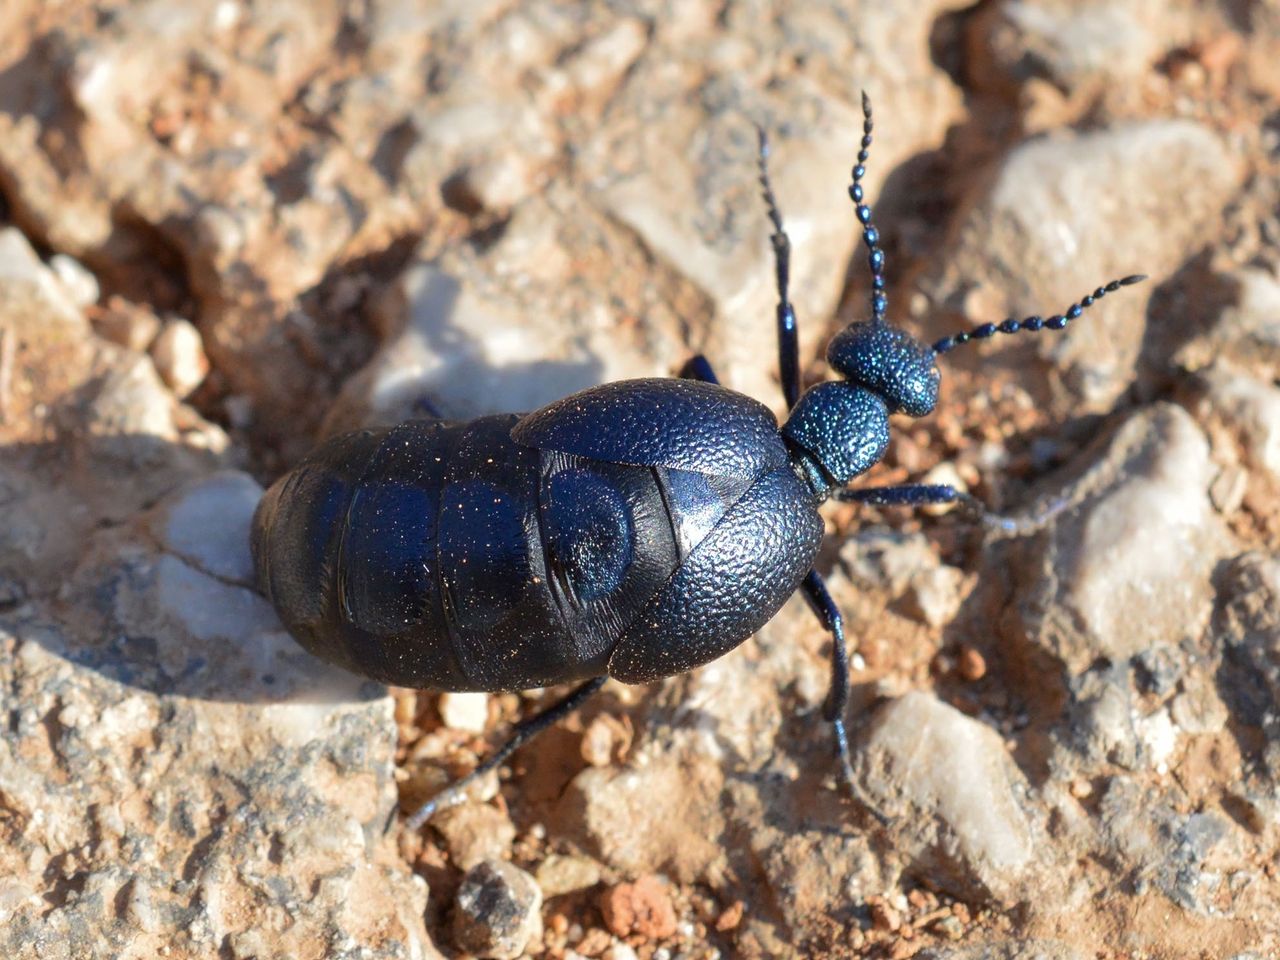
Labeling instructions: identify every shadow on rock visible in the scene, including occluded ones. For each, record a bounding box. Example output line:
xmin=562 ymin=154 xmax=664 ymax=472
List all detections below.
xmin=0 ymin=434 xmax=379 ymax=706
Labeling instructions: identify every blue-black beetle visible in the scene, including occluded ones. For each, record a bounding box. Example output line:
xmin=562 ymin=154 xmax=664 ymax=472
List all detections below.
xmin=251 ymin=94 xmax=1144 ymax=826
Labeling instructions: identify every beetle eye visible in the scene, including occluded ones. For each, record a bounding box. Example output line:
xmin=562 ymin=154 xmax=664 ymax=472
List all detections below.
xmin=826 ymin=321 xmax=939 ymax=418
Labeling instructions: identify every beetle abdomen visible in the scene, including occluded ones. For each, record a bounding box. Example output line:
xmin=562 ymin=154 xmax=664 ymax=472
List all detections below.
xmin=254 ymin=411 xmax=759 ymax=691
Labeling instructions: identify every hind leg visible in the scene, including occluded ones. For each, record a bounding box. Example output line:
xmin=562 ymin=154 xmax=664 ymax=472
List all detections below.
xmin=405 ymin=677 xmax=607 ymax=829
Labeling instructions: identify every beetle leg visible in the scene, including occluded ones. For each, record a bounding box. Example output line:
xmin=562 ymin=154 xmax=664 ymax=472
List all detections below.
xmin=755 ymin=126 xmax=801 ymax=411
xmin=798 ymin=569 xmax=887 ymax=824
xmin=411 ymin=394 xmax=444 ymax=419
xmin=679 ymin=355 xmax=721 ymax=385
xmin=404 ymin=675 xmax=607 ymax=830
xmin=835 ymin=482 xmax=1069 ymax=537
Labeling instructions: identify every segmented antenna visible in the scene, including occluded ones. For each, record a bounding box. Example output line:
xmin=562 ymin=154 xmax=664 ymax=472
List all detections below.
xmin=756 ymin=126 xmax=801 ymax=409
xmin=757 ymin=127 xmax=790 ymax=297
xmin=931 ymin=275 xmax=1148 ymax=355
xmin=851 ymin=91 xmax=887 ymax=324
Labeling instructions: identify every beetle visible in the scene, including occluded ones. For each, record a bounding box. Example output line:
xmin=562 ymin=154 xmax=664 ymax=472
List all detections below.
xmin=251 ymin=93 xmax=1144 ymax=828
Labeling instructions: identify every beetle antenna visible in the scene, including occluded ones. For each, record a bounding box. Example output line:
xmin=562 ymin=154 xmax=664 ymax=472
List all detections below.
xmin=931 ymin=275 xmax=1148 ymax=355
xmin=756 ymin=125 xmax=801 ymax=408
xmin=851 ymin=91 xmax=887 ymax=325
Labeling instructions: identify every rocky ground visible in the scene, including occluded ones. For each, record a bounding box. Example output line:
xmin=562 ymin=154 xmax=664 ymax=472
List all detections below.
xmin=0 ymin=1 xmax=1277 ymax=958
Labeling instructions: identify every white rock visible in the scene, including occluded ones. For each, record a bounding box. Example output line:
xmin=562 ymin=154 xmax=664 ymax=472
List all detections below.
xmin=48 ymin=253 xmax=100 ymax=308
xmin=150 ymin=318 xmax=210 ymax=398
xmin=1009 ymin=404 xmax=1233 ymax=674
xmin=854 ymin=691 xmax=1038 ymax=901
xmin=154 ymin=471 xmax=263 ymax=584
xmin=439 ymin=691 xmax=489 ymax=734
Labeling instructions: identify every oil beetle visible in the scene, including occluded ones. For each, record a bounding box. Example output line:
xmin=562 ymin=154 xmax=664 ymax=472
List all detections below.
xmin=251 ymin=93 xmax=1145 ymax=827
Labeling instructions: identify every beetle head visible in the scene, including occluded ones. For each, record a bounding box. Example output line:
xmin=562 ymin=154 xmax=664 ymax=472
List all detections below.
xmin=779 ymin=93 xmax=1145 ymax=501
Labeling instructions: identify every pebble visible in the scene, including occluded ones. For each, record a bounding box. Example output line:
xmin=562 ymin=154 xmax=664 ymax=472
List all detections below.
xmin=439 ymin=691 xmax=489 ymax=733
xmin=580 ymin=712 xmax=632 ymax=767
xmin=903 ymin=565 xmax=967 ymax=628
xmin=49 ymin=253 xmax=100 ymax=307
xmin=1193 ymin=363 xmax=1280 ymax=482
xmin=957 ymin=647 xmax=987 ymax=682
xmin=1215 ymin=552 xmax=1280 ymax=746
xmin=969 ymin=0 xmax=1162 ymax=96
xmin=600 ymin=875 xmax=678 ymax=940
xmin=150 ymin=318 xmax=209 ymax=398
xmin=453 ymin=860 xmax=543 ymax=960
xmin=434 ymin=803 xmax=517 ymax=872
xmin=535 ymin=854 xmax=603 ymax=898
xmin=91 ymin=298 xmax=164 ymax=353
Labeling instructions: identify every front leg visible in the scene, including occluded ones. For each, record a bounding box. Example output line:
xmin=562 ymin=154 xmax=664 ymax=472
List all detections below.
xmin=680 ymin=355 xmax=720 ymax=385
xmin=799 ymin=569 xmax=887 ymax=822
xmin=835 ymin=483 xmax=1067 ymax=536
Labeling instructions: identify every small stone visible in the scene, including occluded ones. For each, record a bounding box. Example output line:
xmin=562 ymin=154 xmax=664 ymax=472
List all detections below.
xmin=604 ymin=944 xmax=639 ymax=960
xmin=1008 ymin=404 xmax=1230 ymax=676
xmin=92 ymin=297 xmax=163 ymax=352
xmin=841 ymin=530 xmax=940 ymax=597
xmin=1209 ymin=465 xmax=1248 ymax=514
xmin=1133 ymin=709 xmax=1178 ymax=774
xmin=84 ymin=354 xmax=180 ymax=442
xmin=49 ymin=254 xmax=99 ymax=308
xmin=869 ymin=897 xmax=901 ymax=932
xmin=714 ymin=900 xmax=744 ymax=932
xmin=580 ymin=712 xmax=632 ymax=767
xmin=957 ymin=647 xmax=987 ymax=682
xmin=1195 ymin=363 xmax=1280 ymax=482
xmin=435 ymin=803 xmax=517 ymax=872
xmin=920 ymin=462 xmax=967 ymax=517
xmin=559 ymin=751 xmax=724 ymax=881
xmin=969 ymin=0 xmax=1162 ymax=96
xmin=453 ymin=860 xmax=543 ymax=960
xmin=931 ymin=914 xmax=964 ymax=940
xmin=536 ymin=854 xmax=603 ymax=898
xmin=904 ymin=565 xmax=967 ymax=628
xmin=1132 ymin=646 xmax=1182 ymax=696
xmin=600 ymin=876 xmax=678 ymax=941
xmin=575 ymin=927 xmax=614 ymax=956
xmin=439 ymin=691 xmax=489 ymax=733
xmin=448 ymin=154 xmax=537 ymax=214
xmin=150 ymin=318 xmax=209 ymax=398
